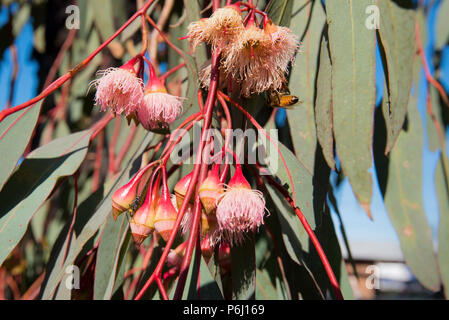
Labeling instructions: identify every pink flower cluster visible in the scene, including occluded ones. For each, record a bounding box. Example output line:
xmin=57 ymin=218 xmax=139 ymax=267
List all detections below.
xmin=187 ymin=6 xmax=300 ymax=97
xmin=92 ymin=57 xmax=183 ymax=130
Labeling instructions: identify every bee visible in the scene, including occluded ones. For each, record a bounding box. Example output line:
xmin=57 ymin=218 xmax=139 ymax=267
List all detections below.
xmin=127 ymin=195 xmax=142 ymax=218
xmin=267 ymin=83 xmax=302 ymax=109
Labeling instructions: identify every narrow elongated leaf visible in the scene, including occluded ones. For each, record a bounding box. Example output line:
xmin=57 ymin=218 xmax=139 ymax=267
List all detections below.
xmin=255 ymin=268 xmax=278 ymax=300
xmin=93 ymin=213 xmax=130 ymax=300
xmin=378 ymin=0 xmax=416 ymax=154
xmin=436 ymin=154 xmax=449 ymax=298
xmin=266 ymin=184 xmax=308 ymax=264
xmin=182 ymin=247 xmax=224 ymax=300
xmin=326 ymin=0 xmax=376 ymax=217
xmin=231 ymin=236 xmax=256 ymax=300
xmin=265 ymin=0 xmax=294 ymax=27
xmin=426 ymin=85 xmax=444 ymax=152
xmin=384 ymin=97 xmax=440 ymax=291
xmin=90 ymin=0 xmax=123 ymax=59
xmin=0 ymin=130 xmax=92 ymax=265
xmin=259 ymin=121 xmax=320 ymax=229
xmin=41 ymin=132 xmax=153 ymax=299
xmin=315 ymin=31 xmax=335 ymax=169
xmin=436 ymin=0 xmax=449 ymax=50
xmin=0 ymin=103 xmax=41 ymax=192
xmin=287 ymin=0 xmax=325 ymax=171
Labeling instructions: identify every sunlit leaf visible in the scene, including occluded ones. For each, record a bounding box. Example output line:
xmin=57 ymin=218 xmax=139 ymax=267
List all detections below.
xmin=384 ymin=96 xmax=440 ymax=292
xmin=326 ymin=0 xmax=376 ymax=218
xmin=0 ymin=130 xmax=92 ymax=265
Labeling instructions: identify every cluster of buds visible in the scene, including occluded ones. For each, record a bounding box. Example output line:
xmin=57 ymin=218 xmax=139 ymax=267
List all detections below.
xmin=92 ymin=56 xmax=183 ymax=131
xmin=186 ymin=5 xmax=300 ymax=97
xmin=112 ymin=165 xmax=178 ymax=245
xmin=174 ymin=163 xmax=267 ymax=247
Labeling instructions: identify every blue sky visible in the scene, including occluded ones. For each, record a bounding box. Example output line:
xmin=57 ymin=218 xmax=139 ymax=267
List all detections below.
xmin=1 ymin=1 xmax=448 ymax=258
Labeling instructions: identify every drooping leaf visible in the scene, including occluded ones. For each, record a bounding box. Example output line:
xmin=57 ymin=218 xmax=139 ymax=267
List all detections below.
xmin=90 ymin=0 xmax=123 ymax=59
xmin=182 ymin=246 xmax=224 ymax=300
xmin=287 ymin=0 xmax=325 ymax=171
xmin=265 ymin=0 xmax=294 ymax=27
xmin=255 ymin=268 xmax=278 ymax=300
xmin=383 ymin=96 xmax=440 ymax=292
xmin=93 ymin=213 xmax=130 ymax=300
xmin=378 ymin=0 xmax=416 ymax=154
xmin=426 ymin=85 xmax=444 ymax=152
xmin=40 ymin=132 xmax=153 ymax=299
xmin=325 ymin=0 xmax=376 ymax=218
xmin=436 ymin=0 xmax=449 ymax=50
xmin=230 ymin=236 xmax=256 ymax=300
xmin=0 ymin=103 xmax=42 ymax=192
xmin=315 ymin=30 xmax=335 ymax=169
xmin=0 ymin=130 xmax=92 ymax=265
xmin=436 ymin=153 xmax=449 ymax=298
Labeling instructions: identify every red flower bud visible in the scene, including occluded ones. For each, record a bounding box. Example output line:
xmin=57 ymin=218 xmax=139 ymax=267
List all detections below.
xmin=111 ymin=166 xmax=152 ymax=221
xmin=129 ymin=184 xmax=158 ymax=245
xmin=154 ymin=188 xmax=178 ymax=242
xmin=174 ymin=171 xmax=195 ymax=209
xmin=198 ymin=165 xmax=223 ymax=215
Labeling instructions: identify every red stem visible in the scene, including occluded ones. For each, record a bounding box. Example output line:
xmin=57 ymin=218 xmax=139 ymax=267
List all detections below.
xmin=263 ymin=173 xmax=344 ymax=300
xmin=134 ymin=51 xmax=221 ymax=300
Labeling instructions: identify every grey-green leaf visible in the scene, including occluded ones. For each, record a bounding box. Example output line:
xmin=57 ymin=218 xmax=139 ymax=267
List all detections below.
xmin=436 ymin=153 xmax=449 ymax=298
xmin=378 ymin=0 xmax=416 ymax=154
xmin=315 ymin=31 xmax=335 ymax=169
xmin=326 ymin=0 xmax=376 ymax=218
xmin=436 ymin=0 xmax=449 ymax=50
xmin=93 ymin=213 xmax=130 ymax=300
xmin=265 ymin=0 xmax=294 ymax=27
xmin=384 ymin=96 xmax=440 ymax=292
xmin=0 ymin=130 xmax=92 ymax=265
xmin=0 ymin=104 xmax=42 ymax=192
xmin=40 ymin=132 xmax=153 ymax=299
xmin=287 ymin=0 xmax=325 ymax=171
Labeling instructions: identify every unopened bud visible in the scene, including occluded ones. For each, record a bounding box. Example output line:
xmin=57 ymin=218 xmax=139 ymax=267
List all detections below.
xmin=154 ymin=191 xmax=178 ymax=241
xmin=199 ymin=165 xmax=223 ymax=214
xmin=174 ymin=171 xmax=195 ymax=209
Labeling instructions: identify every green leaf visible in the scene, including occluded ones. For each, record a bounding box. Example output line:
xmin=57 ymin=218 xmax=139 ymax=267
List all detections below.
xmin=315 ymin=30 xmax=335 ymax=169
xmin=309 ymin=209 xmax=354 ymax=300
xmin=184 ymin=0 xmax=207 ymax=66
xmin=39 ymin=187 xmax=105 ymax=300
xmin=287 ymin=0 xmax=325 ymax=171
xmin=426 ymin=85 xmax=444 ymax=152
xmin=436 ymin=153 xmax=449 ymax=298
xmin=0 ymin=103 xmax=41 ymax=192
xmin=90 ymin=0 xmax=123 ymax=58
xmin=325 ymin=0 xmax=376 ymax=218
xmin=384 ymin=96 xmax=440 ymax=292
xmin=255 ymin=268 xmax=278 ymax=300
xmin=378 ymin=0 xmax=416 ymax=154
xmin=265 ymin=183 xmax=308 ymax=264
xmin=93 ymin=213 xmax=130 ymax=300
xmin=40 ymin=132 xmax=153 ymax=299
xmin=182 ymin=247 xmax=224 ymax=300
xmin=0 ymin=130 xmax=92 ymax=266
xmin=230 ymin=236 xmax=256 ymax=300
xmin=265 ymin=0 xmax=294 ymax=27
xmin=436 ymin=0 xmax=449 ymax=50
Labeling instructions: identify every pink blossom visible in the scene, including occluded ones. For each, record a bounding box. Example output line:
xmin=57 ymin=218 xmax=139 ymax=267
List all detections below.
xmin=93 ymin=67 xmax=144 ymax=116
xmin=187 ymin=6 xmax=244 ymax=51
xmin=137 ymin=91 xmax=183 ymax=130
xmin=215 ymin=166 xmax=267 ymax=245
